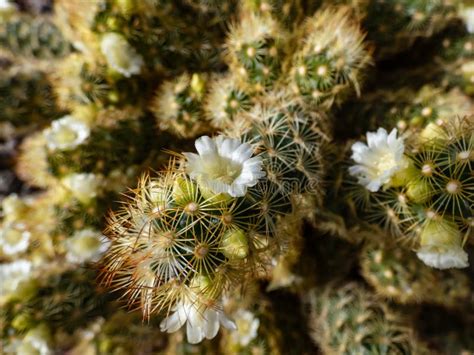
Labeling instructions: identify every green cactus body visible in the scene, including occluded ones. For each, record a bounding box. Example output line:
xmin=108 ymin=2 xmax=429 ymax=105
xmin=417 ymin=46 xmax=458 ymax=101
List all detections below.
xmin=361 ymin=241 xmax=471 ymax=307
xmin=287 ymin=7 xmax=371 ymax=108
xmin=151 ymin=73 xmax=210 ymax=138
xmin=360 ymin=0 xmax=459 ymax=58
xmin=0 ymin=70 xmax=62 ymax=129
xmin=226 ymin=13 xmax=287 ymax=93
xmin=1 ymin=270 xmax=110 ymax=337
xmin=309 ymin=283 xmax=428 ymax=354
xmin=0 ymin=15 xmax=71 ymax=60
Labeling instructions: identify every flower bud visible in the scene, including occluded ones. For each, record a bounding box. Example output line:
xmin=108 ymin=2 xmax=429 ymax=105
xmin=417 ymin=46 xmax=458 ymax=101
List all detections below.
xmin=416 ymin=219 xmax=468 ymax=269
xmin=406 ymin=179 xmax=433 ymax=203
xmin=220 ymin=228 xmax=249 ymax=259
xmin=172 ymin=177 xmax=197 ymax=205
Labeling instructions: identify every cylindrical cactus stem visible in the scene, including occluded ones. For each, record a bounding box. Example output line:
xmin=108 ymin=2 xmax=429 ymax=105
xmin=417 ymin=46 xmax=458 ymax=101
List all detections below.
xmin=0 ymin=69 xmax=61 ymax=131
xmin=286 ymin=6 xmax=371 ymax=109
xmin=346 ymin=115 xmax=473 ymax=269
xmin=100 ymin=90 xmax=330 ymax=343
xmin=0 ymin=14 xmax=71 ymax=60
xmin=308 ymin=283 xmax=430 ymax=354
xmin=204 ymin=73 xmax=252 ymax=130
xmin=240 ymin=0 xmax=306 ymax=29
xmin=151 ymin=72 xmax=211 ymax=138
xmin=361 ymin=240 xmax=471 ymax=307
xmin=225 ymin=12 xmax=288 ymax=93
xmin=352 ymin=0 xmax=459 ymax=59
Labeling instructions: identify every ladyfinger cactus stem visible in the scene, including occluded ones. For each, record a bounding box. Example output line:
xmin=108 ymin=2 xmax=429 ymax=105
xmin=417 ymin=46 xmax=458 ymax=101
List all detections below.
xmin=204 ymin=73 xmax=252 ymax=130
xmin=308 ymin=283 xmax=428 ymax=355
xmin=226 ymin=13 xmax=287 ymax=92
xmin=358 ymin=0 xmax=459 ymax=58
xmin=361 ymin=240 xmax=471 ymax=307
xmin=241 ymin=0 xmax=306 ymax=29
xmin=0 ymin=14 xmax=70 ymax=60
xmin=287 ymin=7 xmax=371 ymax=108
xmin=100 ymin=89 xmax=329 ymax=343
xmin=151 ymin=73 xmax=210 ymax=138
xmin=0 ymin=69 xmax=61 ymax=129
xmin=347 ymin=116 xmax=473 ymax=269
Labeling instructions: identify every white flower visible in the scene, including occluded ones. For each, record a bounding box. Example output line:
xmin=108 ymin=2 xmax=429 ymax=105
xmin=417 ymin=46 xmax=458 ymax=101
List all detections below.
xmin=160 ymin=295 xmax=236 ymax=344
xmin=0 ymin=0 xmax=16 ymax=12
xmin=100 ymin=32 xmax=143 ymax=77
xmin=184 ymin=136 xmax=265 ymax=197
xmin=0 ymin=223 xmax=31 ymax=255
xmin=349 ymin=128 xmax=407 ymax=192
xmin=461 ymin=61 xmax=474 ymax=76
xmin=17 ymin=326 xmax=52 ymax=355
xmin=2 ymin=194 xmax=27 ymax=222
xmin=0 ymin=260 xmax=32 ymax=298
xmin=460 ymin=7 xmax=474 ymax=33
xmin=44 ymin=115 xmax=90 ymax=151
xmin=65 ymin=229 xmax=110 ymax=264
xmin=416 ymin=218 xmax=469 ymax=270
xmin=231 ymin=310 xmax=260 ymax=347
xmin=62 ymin=173 xmax=102 ymax=203
xmin=417 ymin=245 xmax=469 ymax=270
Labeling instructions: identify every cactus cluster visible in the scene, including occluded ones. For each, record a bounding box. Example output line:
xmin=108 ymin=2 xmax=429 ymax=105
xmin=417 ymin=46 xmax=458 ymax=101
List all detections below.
xmin=347 ymin=115 xmax=473 ymax=269
xmin=1 ymin=0 xmax=473 ymax=353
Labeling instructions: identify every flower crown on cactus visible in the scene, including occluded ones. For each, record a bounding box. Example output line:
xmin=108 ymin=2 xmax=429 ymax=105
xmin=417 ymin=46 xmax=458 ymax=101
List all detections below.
xmin=348 ymin=116 xmax=473 ymax=270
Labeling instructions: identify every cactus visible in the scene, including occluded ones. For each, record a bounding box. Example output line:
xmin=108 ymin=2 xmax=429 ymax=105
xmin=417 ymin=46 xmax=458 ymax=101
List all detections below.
xmin=1 ymin=270 xmax=110 ymax=337
xmin=0 ymin=14 xmax=71 ymax=60
xmin=151 ymin=73 xmax=210 ymax=138
xmin=308 ymin=283 xmax=429 ymax=354
xmin=361 ymin=240 xmax=471 ymax=307
xmin=0 ymin=69 xmax=62 ymax=130
xmin=287 ymin=7 xmax=371 ymax=108
xmin=89 ymin=311 xmax=168 ymax=355
xmin=2 ymin=1 xmax=474 ymax=353
xmin=204 ymin=73 xmax=252 ymax=130
xmin=352 ymin=0 xmax=460 ymax=59
xmin=346 ymin=114 xmax=473 ymax=269
xmin=226 ymin=12 xmax=287 ymax=93
xmin=240 ymin=0 xmax=307 ymax=29
xmin=100 ymin=89 xmax=330 ymax=342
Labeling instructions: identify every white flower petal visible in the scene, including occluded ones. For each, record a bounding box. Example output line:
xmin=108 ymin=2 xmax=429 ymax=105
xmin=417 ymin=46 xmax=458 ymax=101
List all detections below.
xmin=349 ymin=128 xmax=406 ymax=192
xmin=232 ymin=143 xmax=253 ymax=163
xmin=44 ymin=115 xmax=90 ymax=151
xmin=65 ymin=229 xmax=109 ymax=264
xmin=461 ymin=7 xmax=474 ymax=33
xmin=220 ymin=313 xmax=237 ymax=331
xmin=218 ymin=137 xmax=241 ymax=159
xmin=203 ymin=309 xmax=220 ymax=339
xmin=160 ymin=310 xmax=186 ymax=333
xmin=184 ymin=136 xmax=265 ymax=197
xmin=0 ymin=260 xmax=32 ymax=298
xmin=160 ymin=295 xmax=234 ymax=344
xmin=62 ymin=173 xmax=102 ymax=203
xmin=195 ymin=136 xmax=217 ymax=156
xmin=187 ymin=319 xmax=204 ymax=344
xmin=417 ymin=246 xmax=469 ymax=270
xmin=100 ymin=33 xmax=143 ymax=77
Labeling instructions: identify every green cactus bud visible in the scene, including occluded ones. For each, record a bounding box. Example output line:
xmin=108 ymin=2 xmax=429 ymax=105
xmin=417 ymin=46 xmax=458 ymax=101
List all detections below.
xmin=220 ymin=228 xmax=249 ymax=259
xmin=11 ymin=313 xmax=35 ymax=331
xmin=172 ymin=176 xmax=198 ymax=206
xmin=406 ymin=179 xmax=433 ymax=203
xmin=390 ymin=162 xmax=419 ymax=187
xmin=419 ymin=122 xmax=447 ymax=145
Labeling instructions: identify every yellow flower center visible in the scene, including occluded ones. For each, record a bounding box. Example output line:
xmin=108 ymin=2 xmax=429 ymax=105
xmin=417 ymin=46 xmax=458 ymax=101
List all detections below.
xmin=4 ymin=229 xmax=24 ymax=245
xmin=204 ymin=155 xmax=242 ymax=184
xmin=55 ymin=126 xmax=78 ymax=145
